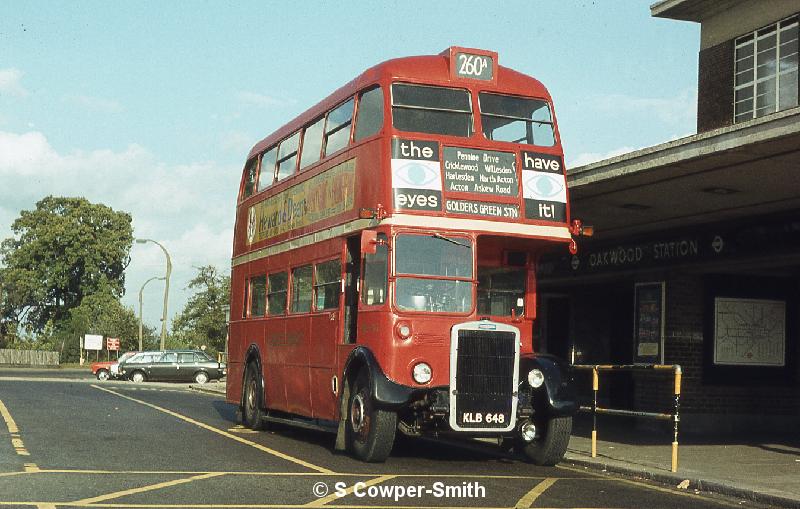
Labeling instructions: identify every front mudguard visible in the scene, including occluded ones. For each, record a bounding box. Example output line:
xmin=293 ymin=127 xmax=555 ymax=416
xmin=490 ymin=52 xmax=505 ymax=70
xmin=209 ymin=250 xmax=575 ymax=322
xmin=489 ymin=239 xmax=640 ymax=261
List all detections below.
xmin=519 ymin=354 xmax=577 ymax=417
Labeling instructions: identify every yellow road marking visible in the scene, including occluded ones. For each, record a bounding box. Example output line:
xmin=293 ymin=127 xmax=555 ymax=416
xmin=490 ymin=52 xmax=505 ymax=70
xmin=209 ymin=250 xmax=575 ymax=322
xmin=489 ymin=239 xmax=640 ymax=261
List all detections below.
xmin=71 ymin=472 xmax=225 ymax=505
xmin=305 ymin=475 xmax=397 ymax=507
xmin=0 ymin=399 xmax=20 ymax=433
xmin=0 ymin=467 xmax=599 ymax=480
xmin=24 ymin=463 xmax=40 ymax=472
xmin=515 ymin=477 xmax=558 ymax=508
xmin=0 ymin=398 xmax=30 ymax=456
xmin=91 ymin=385 xmax=333 ymax=474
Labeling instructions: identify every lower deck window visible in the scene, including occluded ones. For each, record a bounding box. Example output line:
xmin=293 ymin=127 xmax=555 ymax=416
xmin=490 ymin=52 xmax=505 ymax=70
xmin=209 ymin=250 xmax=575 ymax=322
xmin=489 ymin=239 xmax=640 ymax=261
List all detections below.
xmin=291 ymin=265 xmax=313 ymax=313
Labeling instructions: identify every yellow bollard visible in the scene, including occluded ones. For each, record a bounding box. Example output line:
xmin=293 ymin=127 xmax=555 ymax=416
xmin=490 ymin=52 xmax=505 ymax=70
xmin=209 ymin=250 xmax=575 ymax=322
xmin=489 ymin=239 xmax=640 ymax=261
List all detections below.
xmin=671 ymin=441 xmax=678 ymax=472
xmin=592 ymin=430 xmax=597 ymax=458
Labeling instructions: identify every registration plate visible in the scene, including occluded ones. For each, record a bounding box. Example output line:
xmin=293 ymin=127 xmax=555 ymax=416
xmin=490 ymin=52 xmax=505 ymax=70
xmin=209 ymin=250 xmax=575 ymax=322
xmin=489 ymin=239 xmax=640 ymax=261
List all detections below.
xmin=460 ymin=412 xmax=508 ymax=426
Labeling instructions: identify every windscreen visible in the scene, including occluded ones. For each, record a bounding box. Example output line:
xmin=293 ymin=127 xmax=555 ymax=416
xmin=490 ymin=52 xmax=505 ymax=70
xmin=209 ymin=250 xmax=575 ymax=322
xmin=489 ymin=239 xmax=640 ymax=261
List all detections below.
xmin=394 ymin=234 xmax=473 ymax=313
xmin=479 ymin=93 xmax=555 ymax=146
xmin=392 ymin=83 xmax=473 ymax=137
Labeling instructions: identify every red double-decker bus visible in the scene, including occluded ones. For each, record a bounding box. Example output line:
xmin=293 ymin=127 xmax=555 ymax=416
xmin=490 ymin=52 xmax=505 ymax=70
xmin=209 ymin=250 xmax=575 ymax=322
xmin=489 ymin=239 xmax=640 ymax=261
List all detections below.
xmin=227 ymin=47 xmax=584 ymax=464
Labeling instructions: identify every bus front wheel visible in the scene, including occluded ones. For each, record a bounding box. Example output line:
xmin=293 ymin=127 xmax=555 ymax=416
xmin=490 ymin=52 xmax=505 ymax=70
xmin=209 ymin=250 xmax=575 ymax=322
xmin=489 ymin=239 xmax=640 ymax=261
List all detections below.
xmin=242 ymin=361 xmax=267 ymax=431
xmin=520 ymin=415 xmax=572 ymax=466
xmin=346 ymin=371 xmax=396 ymax=462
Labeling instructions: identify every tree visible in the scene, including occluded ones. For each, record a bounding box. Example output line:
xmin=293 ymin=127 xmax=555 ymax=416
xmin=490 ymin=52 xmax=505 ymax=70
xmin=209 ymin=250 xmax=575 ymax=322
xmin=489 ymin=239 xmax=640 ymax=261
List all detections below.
xmin=171 ymin=265 xmax=230 ymax=353
xmin=0 ymin=196 xmax=133 ymax=336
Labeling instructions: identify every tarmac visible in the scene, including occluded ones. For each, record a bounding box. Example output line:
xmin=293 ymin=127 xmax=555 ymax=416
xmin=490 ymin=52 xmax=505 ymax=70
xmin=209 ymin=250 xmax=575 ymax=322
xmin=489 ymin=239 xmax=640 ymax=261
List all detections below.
xmin=191 ymin=381 xmax=800 ymax=508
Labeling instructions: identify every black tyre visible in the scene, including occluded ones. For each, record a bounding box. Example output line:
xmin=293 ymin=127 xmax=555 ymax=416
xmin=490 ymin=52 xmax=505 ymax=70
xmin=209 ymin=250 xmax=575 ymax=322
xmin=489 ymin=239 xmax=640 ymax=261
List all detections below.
xmin=130 ymin=370 xmax=146 ymax=384
xmin=194 ymin=371 xmax=209 ymax=384
xmin=96 ymin=369 xmax=110 ymax=381
xmin=346 ymin=371 xmax=397 ymax=462
xmin=242 ymin=361 xmax=267 ymax=431
xmin=520 ymin=415 xmax=572 ymax=466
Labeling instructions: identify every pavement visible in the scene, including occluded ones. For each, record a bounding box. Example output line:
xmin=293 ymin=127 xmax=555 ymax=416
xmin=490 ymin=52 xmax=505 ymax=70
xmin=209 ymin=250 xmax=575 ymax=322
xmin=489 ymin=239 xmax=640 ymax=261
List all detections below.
xmin=190 ymin=381 xmax=800 ymax=508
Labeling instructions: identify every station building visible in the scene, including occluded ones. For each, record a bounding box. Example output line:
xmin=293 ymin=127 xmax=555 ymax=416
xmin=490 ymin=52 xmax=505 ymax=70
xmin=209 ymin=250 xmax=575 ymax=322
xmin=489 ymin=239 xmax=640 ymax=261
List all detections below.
xmin=537 ymin=0 xmax=800 ymax=433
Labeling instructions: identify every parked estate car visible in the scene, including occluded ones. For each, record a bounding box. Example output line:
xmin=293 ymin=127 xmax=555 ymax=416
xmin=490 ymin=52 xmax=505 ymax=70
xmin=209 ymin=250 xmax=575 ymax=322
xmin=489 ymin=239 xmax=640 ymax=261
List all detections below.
xmin=90 ymin=351 xmax=138 ymax=381
xmin=118 ymin=349 xmax=226 ymax=384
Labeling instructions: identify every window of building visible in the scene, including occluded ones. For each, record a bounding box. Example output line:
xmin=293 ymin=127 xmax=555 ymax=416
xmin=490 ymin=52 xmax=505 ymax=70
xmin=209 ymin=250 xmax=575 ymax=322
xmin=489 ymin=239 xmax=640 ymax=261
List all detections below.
xmin=242 ymin=157 xmax=258 ymax=199
xmin=276 ymin=132 xmax=300 ymax=181
xmin=324 ymin=98 xmax=354 ymax=156
xmin=392 ymin=83 xmax=473 ymax=137
xmin=267 ymin=272 xmax=287 ymax=315
xmin=477 ymin=267 xmax=525 ymax=316
xmin=314 ymin=260 xmax=341 ymax=310
xmin=735 ymin=15 xmax=799 ymax=123
xmin=300 ymin=117 xmax=325 ymax=170
xmin=291 ymin=265 xmax=313 ymax=313
xmin=249 ymin=275 xmax=266 ymax=317
xmin=479 ymin=93 xmax=555 ymax=146
xmin=362 ymin=233 xmax=388 ymax=306
xmin=258 ymin=147 xmax=277 ymax=189
xmin=354 ymin=86 xmax=384 ymax=141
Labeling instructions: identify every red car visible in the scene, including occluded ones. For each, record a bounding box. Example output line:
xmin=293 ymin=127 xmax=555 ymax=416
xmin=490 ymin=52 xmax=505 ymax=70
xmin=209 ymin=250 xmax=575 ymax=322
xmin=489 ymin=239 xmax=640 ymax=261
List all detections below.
xmin=90 ymin=352 xmax=138 ymax=381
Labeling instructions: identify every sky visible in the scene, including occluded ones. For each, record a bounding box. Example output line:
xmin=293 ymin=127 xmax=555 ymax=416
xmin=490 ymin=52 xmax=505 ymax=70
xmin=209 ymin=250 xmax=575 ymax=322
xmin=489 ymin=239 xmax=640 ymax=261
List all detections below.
xmin=0 ymin=1 xmax=700 ymax=333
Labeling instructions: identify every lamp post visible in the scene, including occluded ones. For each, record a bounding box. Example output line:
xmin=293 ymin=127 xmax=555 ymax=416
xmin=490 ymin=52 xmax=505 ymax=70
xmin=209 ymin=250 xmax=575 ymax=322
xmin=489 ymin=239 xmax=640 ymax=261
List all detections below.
xmin=138 ymin=276 xmax=165 ymax=351
xmin=135 ymin=238 xmax=172 ymax=350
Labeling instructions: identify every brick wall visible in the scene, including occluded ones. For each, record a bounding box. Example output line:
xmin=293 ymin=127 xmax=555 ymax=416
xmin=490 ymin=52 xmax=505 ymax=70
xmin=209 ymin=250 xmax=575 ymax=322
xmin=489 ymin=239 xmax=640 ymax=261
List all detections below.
xmin=697 ymin=39 xmax=735 ymax=133
xmin=632 ymin=273 xmax=800 ymax=433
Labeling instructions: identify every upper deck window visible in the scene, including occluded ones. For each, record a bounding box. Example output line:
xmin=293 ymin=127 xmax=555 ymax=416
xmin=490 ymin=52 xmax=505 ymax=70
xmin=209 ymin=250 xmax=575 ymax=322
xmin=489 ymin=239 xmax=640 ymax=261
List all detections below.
xmin=242 ymin=158 xmax=258 ymax=199
xmin=276 ymin=132 xmax=300 ymax=182
xmin=354 ymin=86 xmax=384 ymax=141
xmin=258 ymin=147 xmax=277 ymax=189
xmin=479 ymin=93 xmax=555 ymax=147
xmin=300 ymin=117 xmax=325 ymax=170
xmin=324 ymin=98 xmax=354 ymax=156
xmin=391 ymin=83 xmax=473 ymax=137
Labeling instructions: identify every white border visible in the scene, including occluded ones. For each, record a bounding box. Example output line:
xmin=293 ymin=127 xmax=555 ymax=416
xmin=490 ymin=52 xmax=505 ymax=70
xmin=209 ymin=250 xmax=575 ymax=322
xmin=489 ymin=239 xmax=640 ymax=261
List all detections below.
xmin=448 ymin=321 xmax=519 ymax=433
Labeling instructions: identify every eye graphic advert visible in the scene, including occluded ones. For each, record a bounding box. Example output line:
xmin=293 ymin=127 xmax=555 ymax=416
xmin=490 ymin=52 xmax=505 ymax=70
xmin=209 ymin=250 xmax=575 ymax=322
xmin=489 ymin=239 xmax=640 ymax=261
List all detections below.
xmin=391 ymin=139 xmax=442 ymax=211
xmin=521 ymin=151 xmax=567 ymax=222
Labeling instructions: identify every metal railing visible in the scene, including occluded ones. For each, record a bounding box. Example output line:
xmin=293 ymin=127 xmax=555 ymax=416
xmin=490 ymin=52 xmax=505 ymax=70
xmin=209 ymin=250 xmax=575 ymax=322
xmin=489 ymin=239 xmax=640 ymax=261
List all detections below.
xmin=572 ymin=364 xmax=682 ymax=472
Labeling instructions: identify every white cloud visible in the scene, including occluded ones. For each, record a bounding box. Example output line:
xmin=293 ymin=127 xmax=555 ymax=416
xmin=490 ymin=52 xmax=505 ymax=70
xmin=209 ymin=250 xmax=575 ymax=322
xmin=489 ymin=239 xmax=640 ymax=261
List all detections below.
xmin=567 ymin=146 xmax=638 ymax=168
xmin=220 ymin=130 xmax=256 ymax=154
xmin=0 ymin=129 xmax=239 ymax=329
xmin=0 ymin=68 xmax=28 ymax=98
xmin=70 ymin=94 xmax=124 ymax=114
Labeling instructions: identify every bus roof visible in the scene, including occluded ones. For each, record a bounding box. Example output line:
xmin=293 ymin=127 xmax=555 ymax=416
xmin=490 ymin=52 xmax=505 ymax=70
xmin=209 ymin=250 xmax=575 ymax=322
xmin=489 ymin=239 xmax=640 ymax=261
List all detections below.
xmin=247 ymin=47 xmax=552 ymax=160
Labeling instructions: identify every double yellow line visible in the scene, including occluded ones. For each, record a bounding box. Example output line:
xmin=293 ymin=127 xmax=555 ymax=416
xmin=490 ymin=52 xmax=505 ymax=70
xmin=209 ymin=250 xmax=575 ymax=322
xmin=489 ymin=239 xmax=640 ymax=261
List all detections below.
xmin=0 ymin=398 xmax=30 ymax=456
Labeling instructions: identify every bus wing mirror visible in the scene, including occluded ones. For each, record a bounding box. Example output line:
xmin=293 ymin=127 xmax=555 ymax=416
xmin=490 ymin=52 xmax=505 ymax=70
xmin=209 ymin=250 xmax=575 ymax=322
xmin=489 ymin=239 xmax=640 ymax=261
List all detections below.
xmin=361 ymin=230 xmax=378 ymax=255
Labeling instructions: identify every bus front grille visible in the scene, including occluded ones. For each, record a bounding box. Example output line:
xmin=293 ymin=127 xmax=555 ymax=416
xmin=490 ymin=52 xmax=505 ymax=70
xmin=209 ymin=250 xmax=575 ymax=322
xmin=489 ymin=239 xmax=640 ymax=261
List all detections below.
xmin=451 ymin=328 xmax=517 ymax=430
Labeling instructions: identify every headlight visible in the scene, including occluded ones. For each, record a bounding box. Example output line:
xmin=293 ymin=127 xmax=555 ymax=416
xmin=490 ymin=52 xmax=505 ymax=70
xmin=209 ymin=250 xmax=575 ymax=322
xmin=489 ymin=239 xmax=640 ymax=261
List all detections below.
xmin=412 ymin=362 xmax=432 ymax=384
xmin=528 ymin=368 xmax=545 ymax=388
xmin=395 ymin=322 xmax=412 ymax=340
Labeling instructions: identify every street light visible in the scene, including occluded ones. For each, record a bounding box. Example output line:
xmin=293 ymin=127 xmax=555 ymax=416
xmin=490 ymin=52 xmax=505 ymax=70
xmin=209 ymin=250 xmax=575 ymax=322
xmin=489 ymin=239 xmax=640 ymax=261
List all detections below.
xmin=135 ymin=238 xmax=172 ymax=350
xmin=138 ymin=276 xmax=165 ymax=351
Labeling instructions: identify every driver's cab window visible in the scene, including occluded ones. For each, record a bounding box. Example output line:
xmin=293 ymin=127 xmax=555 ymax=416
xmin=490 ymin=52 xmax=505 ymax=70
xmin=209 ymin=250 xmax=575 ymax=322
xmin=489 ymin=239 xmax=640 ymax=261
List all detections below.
xmin=361 ymin=233 xmax=388 ymax=306
xmin=477 ymin=267 xmax=525 ymax=316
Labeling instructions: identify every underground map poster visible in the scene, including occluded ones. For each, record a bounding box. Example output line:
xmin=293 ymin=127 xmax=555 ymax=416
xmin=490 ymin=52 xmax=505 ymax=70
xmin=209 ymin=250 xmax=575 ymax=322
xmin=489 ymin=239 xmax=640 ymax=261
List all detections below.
xmin=634 ymin=282 xmax=665 ymax=364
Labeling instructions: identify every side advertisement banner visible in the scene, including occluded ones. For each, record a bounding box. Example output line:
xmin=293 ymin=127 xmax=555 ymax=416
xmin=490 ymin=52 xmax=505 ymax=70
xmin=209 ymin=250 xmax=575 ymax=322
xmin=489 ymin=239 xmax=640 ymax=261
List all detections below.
xmin=247 ymin=159 xmax=356 ymax=244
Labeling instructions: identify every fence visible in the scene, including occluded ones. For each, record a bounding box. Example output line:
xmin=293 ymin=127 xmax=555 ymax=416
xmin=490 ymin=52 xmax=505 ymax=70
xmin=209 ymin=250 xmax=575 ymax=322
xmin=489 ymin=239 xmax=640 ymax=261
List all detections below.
xmin=572 ymin=363 xmax=682 ymax=472
xmin=0 ymin=349 xmax=60 ymax=366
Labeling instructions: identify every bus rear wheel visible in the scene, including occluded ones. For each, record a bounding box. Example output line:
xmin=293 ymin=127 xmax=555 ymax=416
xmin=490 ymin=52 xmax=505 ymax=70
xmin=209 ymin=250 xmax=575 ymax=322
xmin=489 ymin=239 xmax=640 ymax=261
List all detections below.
xmin=519 ymin=415 xmax=572 ymax=466
xmin=346 ymin=371 xmax=396 ymax=462
xmin=242 ymin=361 xmax=267 ymax=431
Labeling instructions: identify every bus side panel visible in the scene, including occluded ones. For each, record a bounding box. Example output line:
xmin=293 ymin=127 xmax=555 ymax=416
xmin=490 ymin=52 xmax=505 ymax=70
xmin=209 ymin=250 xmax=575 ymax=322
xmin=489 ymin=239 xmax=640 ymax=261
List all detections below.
xmin=226 ymin=321 xmax=245 ymax=405
xmin=283 ymin=315 xmax=312 ymax=416
xmin=309 ymin=311 xmax=339 ymax=420
xmin=264 ymin=317 xmax=289 ymax=412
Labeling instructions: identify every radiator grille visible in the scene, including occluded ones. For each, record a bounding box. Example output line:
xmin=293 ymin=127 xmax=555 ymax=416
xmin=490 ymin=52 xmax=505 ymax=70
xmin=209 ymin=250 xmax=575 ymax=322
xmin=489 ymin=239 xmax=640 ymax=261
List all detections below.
xmin=453 ymin=329 xmax=516 ymax=429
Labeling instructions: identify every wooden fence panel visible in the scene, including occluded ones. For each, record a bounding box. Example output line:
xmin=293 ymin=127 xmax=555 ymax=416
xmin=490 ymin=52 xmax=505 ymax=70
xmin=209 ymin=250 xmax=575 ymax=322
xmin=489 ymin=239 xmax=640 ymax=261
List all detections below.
xmin=0 ymin=349 xmax=60 ymax=366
